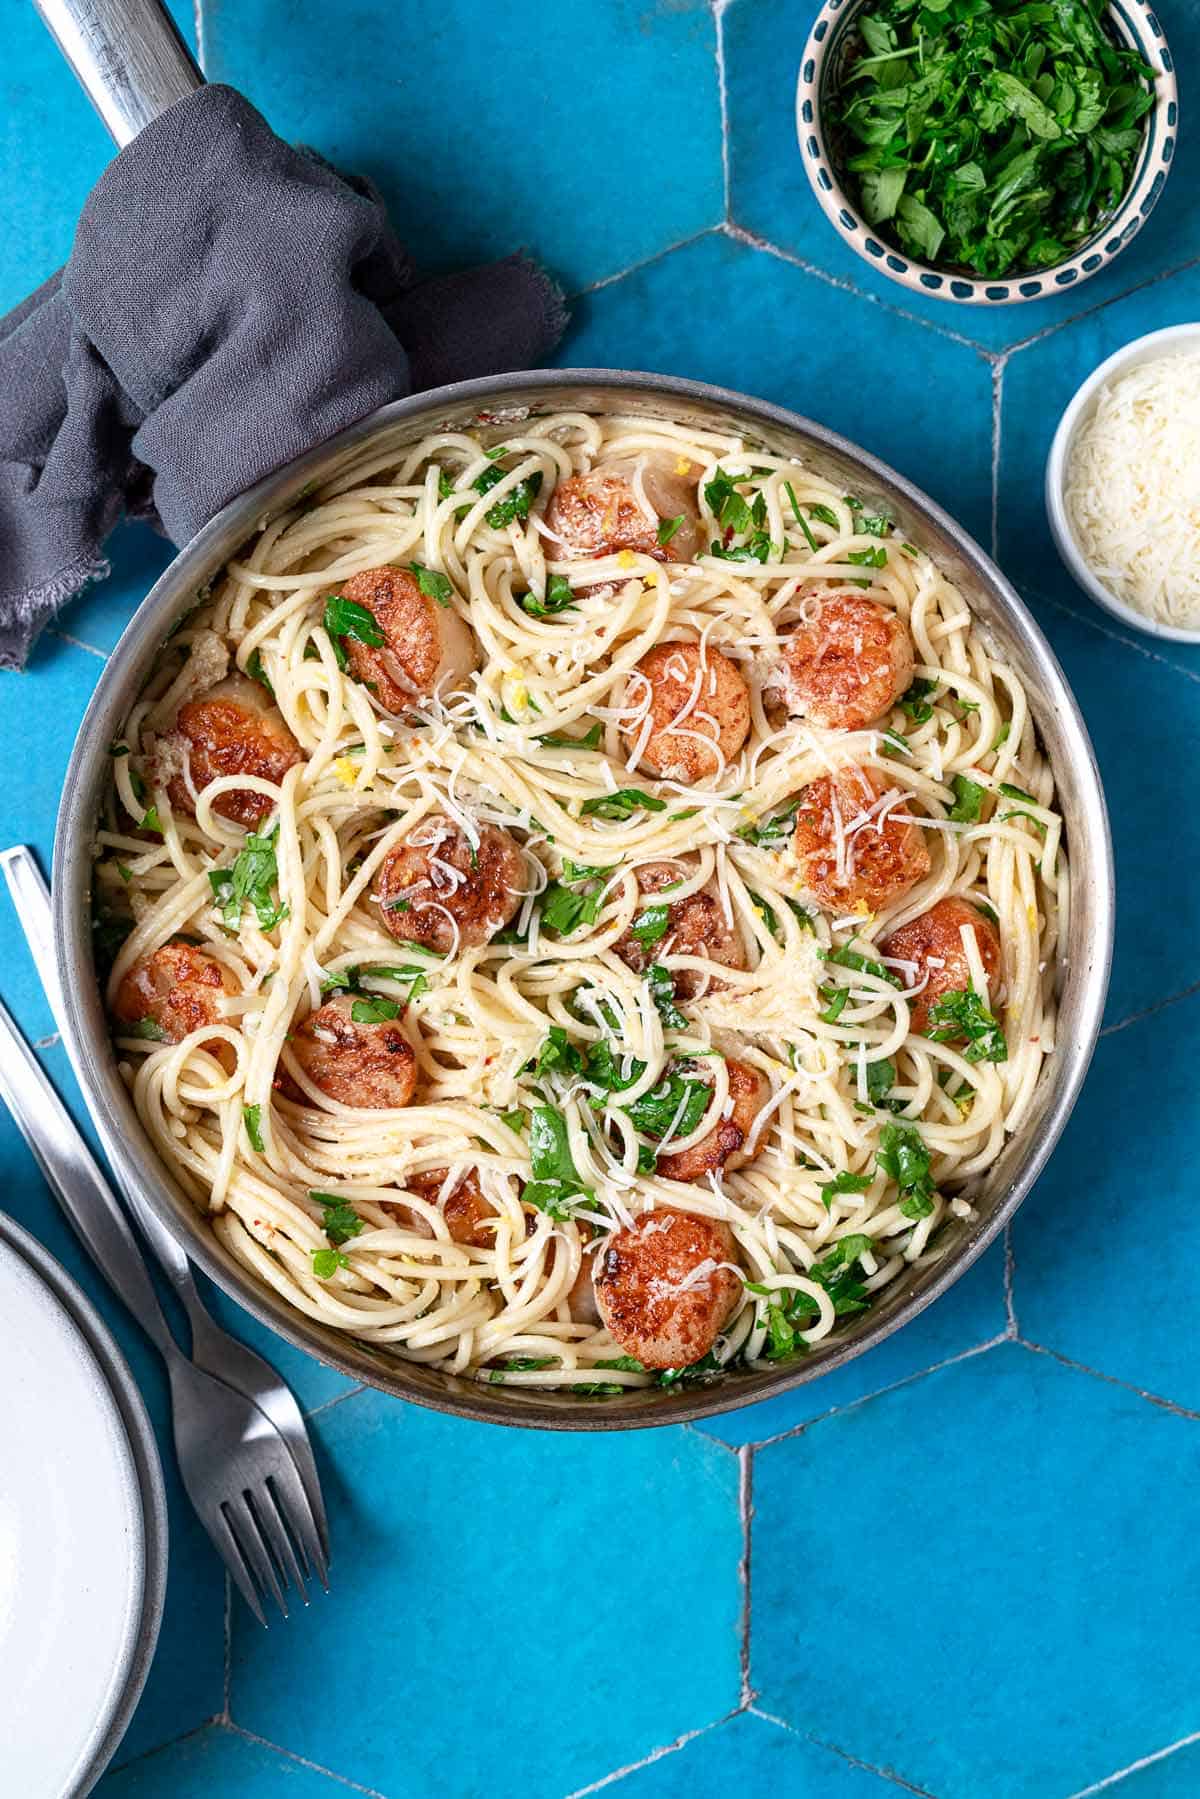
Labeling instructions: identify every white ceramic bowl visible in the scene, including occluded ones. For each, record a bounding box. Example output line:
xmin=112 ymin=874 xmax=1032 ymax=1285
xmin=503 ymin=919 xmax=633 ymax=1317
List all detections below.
xmin=1046 ymin=322 xmax=1200 ymax=643
xmin=797 ymin=0 xmax=1178 ymax=307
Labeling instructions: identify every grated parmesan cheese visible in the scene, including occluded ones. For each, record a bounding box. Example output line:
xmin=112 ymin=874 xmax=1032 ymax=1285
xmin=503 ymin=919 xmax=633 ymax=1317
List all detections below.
xmin=1065 ymin=351 xmax=1200 ymax=629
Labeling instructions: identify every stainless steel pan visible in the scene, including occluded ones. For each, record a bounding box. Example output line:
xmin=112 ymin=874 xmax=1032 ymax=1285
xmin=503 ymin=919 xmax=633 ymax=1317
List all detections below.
xmin=41 ymin=3 xmax=1113 ymax=1430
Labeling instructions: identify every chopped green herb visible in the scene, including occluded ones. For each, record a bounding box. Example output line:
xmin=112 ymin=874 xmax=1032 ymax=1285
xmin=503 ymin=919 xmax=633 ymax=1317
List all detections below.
xmin=350 ymin=995 xmax=402 ymax=1024
xmin=128 ymin=1017 xmax=168 ymax=1042
xmin=819 ymin=983 xmax=850 ymax=1024
xmin=139 ymin=805 xmax=164 ymax=837
xmin=500 ymin=1107 xmax=528 ymax=1134
xmin=949 ymin=774 xmax=986 ymax=824
xmin=242 ymin=1103 xmax=265 ymax=1152
xmin=246 ymin=648 xmax=274 ymax=696
xmin=207 ymin=828 xmax=288 ymax=931
xmin=646 ymin=964 xmax=687 ymax=1030
xmin=821 ymin=1170 xmax=872 ymax=1211
xmin=866 ymin=1056 xmax=898 ymax=1108
xmin=408 ymin=562 xmax=454 ymax=605
xmin=630 ymin=903 xmax=671 ymax=949
xmin=323 ymin=594 xmax=384 ymax=671
xmin=737 ymin=797 xmax=801 ymax=847
xmin=580 ymin=788 xmax=667 ymax=822
xmin=537 ymin=720 xmax=603 ymax=750
xmin=876 ymin=1123 xmax=937 ymax=1220
xmin=899 ymin=677 xmax=939 ymax=724
xmin=626 ymin=1072 xmax=710 ymax=1141
xmin=479 ymin=469 xmax=543 ymax=528
xmin=657 ymin=514 xmax=685 ymax=548
xmin=925 ymin=986 xmax=1008 ymax=1064
xmin=819 ymin=944 xmax=903 ymax=988
xmin=829 ymin=0 xmax=1155 ymax=279
xmin=520 ymin=572 xmax=576 ymax=619
xmin=311 ymin=1247 xmax=350 ymax=1280
xmin=525 ymin=1106 xmax=592 ymax=1218
xmin=881 ymin=729 xmax=910 ymax=757
xmin=312 ymin=1195 xmax=365 ymax=1247
xmin=808 ymin=503 xmax=839 ymax=528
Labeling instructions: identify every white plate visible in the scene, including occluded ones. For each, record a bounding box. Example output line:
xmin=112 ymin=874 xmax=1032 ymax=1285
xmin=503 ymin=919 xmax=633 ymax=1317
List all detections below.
xmin=0 ymin=1232 xmax=149 ymax=1798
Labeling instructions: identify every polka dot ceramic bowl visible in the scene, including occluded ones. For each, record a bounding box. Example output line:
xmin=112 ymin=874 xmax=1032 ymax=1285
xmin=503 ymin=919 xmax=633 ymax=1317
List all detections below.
xmin=796 ymin=0 xmax=1178 ymax=307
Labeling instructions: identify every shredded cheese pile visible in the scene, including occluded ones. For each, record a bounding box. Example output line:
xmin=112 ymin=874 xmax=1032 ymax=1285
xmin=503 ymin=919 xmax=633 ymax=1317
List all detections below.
xmin=1065 ymin=349 xmax=1200 ymax=630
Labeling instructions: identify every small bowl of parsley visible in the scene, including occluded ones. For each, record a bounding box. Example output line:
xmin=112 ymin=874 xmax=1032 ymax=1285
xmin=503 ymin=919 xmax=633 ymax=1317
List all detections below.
xmin=797 ymin=0 xmax=1176 ymax=305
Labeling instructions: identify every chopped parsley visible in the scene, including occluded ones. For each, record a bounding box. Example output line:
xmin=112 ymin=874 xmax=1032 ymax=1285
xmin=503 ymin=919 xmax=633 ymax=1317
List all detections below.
xmin=830 ymin=0 xmax=1155 ymax=279
xmin=524 ymin=1106 xmax=593 ymax=1219
xmin=476 ymin=466 xmax=543 ymax=528
xmin=737 ymin=797 xmax=801 ymax=847
xmin=630 ymin=903 xmax=671 ymax=949
xmin=207 ymin=828 xmax=288 ymax=932
xmin=899 ymin=676 xmax=939 ymax=724
xmin=925 ymin=986 xmax=1008 ymax=1064
xmin=657 ymin=514 xmax=684 ymax=548
xmin=520 ymin=573 xmax=576 ymax=618
xmin=246 ymin=648 xmax=274 ymax=696
xmin=580 ymin=788 xmax=667 ymax=822
xmin=819 ymin=944 xmax=903 ymax=988
xmin=408 ymin=562 xmax=453 ymax=605
xmin=310 ymin=1248 xmax=349 ymax=1280
xmin=128 ymin=1017 xmax=168 ymax=1042
xmin=949 ymin=774 xmax=986 ymax=823
xmin=876 ymin=1123 xmax=937 ymax=1220
xmin=311 ymin=1193 xmax=365 ymax=1247
xmin=646 ymin=964 xmax=687 ymax=1029
xmin=626 ymin=1071 xmax=711 ymax=1141
xmin=322 ymin=594 xmax=384 ymax=671
xmin=350 ymin=995 xmax=403 ymax=1024
xmin=242 ymin=1104 xmax=265 ymax=1152
xmin=537 ymin=721 xmax=603 ymax=750
xmin=821 ymin=1170 xmax=872 ymax=1211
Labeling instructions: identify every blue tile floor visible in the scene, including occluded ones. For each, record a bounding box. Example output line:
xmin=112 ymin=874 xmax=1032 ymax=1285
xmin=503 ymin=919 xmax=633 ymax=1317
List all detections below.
xmin=3 ymin=3 xmax=1200 ymax=1795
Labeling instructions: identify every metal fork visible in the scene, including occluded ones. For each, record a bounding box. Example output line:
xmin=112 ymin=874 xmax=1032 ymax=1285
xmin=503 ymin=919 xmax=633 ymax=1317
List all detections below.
xmin=1 ymin=845 xmax=329 ymax=1570
xmin=0 ymin=998 xmax=326 ymax=1623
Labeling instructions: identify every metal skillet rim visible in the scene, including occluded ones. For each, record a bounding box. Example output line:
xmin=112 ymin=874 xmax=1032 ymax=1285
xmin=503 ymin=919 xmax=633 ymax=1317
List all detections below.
xmin=52 ymin=367 xmax=1114 ymax=1432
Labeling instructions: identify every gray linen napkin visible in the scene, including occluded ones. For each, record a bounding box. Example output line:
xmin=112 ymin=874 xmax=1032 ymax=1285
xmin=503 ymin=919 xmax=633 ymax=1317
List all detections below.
xmin=0 ymin=84 xmax=567 ymax=670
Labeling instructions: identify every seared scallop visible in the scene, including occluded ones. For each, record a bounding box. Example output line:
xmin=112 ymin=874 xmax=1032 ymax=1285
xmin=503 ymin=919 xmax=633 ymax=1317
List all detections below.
xmin=776 ymin=593 xmax=914 ymax=730
xmin=337 ymin=566 xmax=478 ymax=714
xmin=376 ymin=815 xmax=525 ymax=953
xmin=112 ymin=941 xmax=236 ymax=1063
xmin=881 ymin=895 xmax=1003 ymax=1033
xmin=165 ymin=675 xmax=304 ymax=830
xmin=656 ymin=1057 xmax=770 ymax=1183
xmin=621 ymin=642 xmax=750 ymax=783
xmin=406 ymin=1168 xmax=497 ymax=1248
xmin=792 ymin=766 xmax=930 ymax=914
xmin=613 ymin=858 xmax=747 ymax=999
xmin=287 ymin=994 xmax=417 ymax=1109
xmin=545 ymin=454 xmax=702 ymax=563
xmin=594 ymin=1210 xmax=742 ymax=1369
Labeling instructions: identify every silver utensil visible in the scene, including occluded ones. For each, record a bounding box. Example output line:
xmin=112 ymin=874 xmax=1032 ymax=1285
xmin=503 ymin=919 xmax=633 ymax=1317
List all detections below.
xmin=1 ymin=845 xmax=329 ymax=1564
xmin=0 ymin=998 xmax=327 ymax=1624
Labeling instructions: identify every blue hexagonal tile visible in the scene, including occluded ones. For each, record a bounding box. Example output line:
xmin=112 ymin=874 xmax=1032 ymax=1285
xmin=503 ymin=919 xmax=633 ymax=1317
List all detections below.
xmin=1013 ymin=988 xmax=1200 ymax=1412
xmin=994 ymin=581 xmax=1200 ymax=1030
xmin=230 ymin=1390 xmax=741 ymax=1798
xmin=0 ymin=2 xmax=197 ymax=314
xmin=724 ymin=0 xmax=1199 ymax=354
xmin=201 ymin=0 xmax=722 ymax=293
xmin=98 ymin=1725 xmax=344 ymax=1797
xmin=602 ymin=1708 xmax=906 ymax=1796
xmin=752 ymin=1343 xmax=1200 ymax=1798
xmin=562 ymin=231 xmax=994 ymax=550
xmin=696 ymin=1240 xmax=1006 ymax=1449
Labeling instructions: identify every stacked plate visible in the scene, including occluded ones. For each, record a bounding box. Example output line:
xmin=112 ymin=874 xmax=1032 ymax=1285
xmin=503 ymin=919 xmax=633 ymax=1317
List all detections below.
xmin=0 ymin=1211 xmax=166 ymax=1797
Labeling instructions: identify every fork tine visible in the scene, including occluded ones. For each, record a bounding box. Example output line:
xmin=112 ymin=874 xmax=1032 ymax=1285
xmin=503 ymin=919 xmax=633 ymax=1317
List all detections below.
xmin=203 ymin=1503 xmax=267 ymax=1627
xmin=223 ymin=1492 xmax=288 ymax=1620
xmin=252 ymin=1478 xmax=309 ymax=1606
xmin=267 ymin=1444 xmax=330 ymax=1590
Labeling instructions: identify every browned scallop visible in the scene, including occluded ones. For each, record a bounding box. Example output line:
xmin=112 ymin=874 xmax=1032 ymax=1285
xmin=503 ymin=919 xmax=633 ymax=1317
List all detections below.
xmin=881 ymin=895 xmax=1003 ymax=1033
xmin=338 ymin=566 xmax=478 ymax=714
xmin=112 ymin=941 xmax=236 ymax=1066
xmin=621 ymin=642 xmax=750 ymax=783
xmin=288 ymin=994 xmax=417 ymax=1109
xmin=594 ymin=1210 xmax=742 ymax=1369
xmin=656 ymin=1058 xmax=771 ymax=1184
xmin=545 ymin=455 xmax=702 ymax=563
xmin=613 ymin=859 xmax=747 ymax=999
xmin=407 ymin=1168 xmax=497 ymax=1248
xmin=777 ymin=593 xmax=914 ymax=730
xmin=376 ymin=815 xmax=525 ymax=952
xmin=165 ymin=674 xmax=304 ymax=830
xmin=792 ymin=765 xmax=931 ymax=914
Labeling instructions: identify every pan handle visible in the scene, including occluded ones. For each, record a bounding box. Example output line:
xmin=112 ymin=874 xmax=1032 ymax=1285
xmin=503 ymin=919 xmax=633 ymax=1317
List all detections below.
xmin=34 ymin=0 xmax=204 ymax=149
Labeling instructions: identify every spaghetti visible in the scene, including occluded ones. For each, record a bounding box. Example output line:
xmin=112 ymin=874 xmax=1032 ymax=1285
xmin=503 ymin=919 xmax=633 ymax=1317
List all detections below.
xmin=95 ymin=410 xmax=1064 ymax=1393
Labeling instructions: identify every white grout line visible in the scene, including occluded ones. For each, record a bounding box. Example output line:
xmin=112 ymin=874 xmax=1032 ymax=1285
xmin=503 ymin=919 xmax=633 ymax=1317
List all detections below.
xmin=746 ymin=1334 xmax=1008 ymax=1450
xmin=1017 ymin=1336 xmax=1200 ymax=1425
xmin=576 ymin=226 xmax=720 ymax=298
xmin=1067 ymin=1726 xmax=1200 ymax=1798
xmin=223 ymin=1723 xmax=394 ymax=1797
xmin=34 ymin=1033 xmax=61 ymax=1051
xmin=989 ymin=356 xmax=1007 ymax=562
xmin=1099 ymin=979 xmax=1200 ymax=1040
xmin=563 ymin=1714 xmax=733 ymax=1799
xmin=749 ymin=1707 xmax=941 ymax=1797
xmin=303 ymin=1381 xmax=367 ymax=1421
xmin=193 ymin=0 xmax=207 ymax=70
xmin=47 ymin=627 xmax=107 ymax=662
xmin=712 ymin=0 xmax=732 ymax=219
xmin=1003 ymin=1223 xmax=1018 ymax=1338
xmin=722 ymin=221 xmax=998 ymax=359
xmin=738 ymin=1446 xmax=755 ymax=1706
xmin=1023 ymin=577 xmax=1200 ymax=690
xmin=1004 ymin=249 xmax=1200 ymax=360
